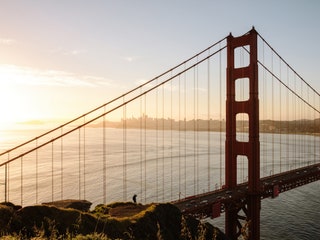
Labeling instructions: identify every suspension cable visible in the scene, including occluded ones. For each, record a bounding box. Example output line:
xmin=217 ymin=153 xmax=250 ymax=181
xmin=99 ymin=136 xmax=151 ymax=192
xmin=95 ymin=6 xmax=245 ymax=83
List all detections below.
xmin=0 ymin=46 xmax=227 ymax=168
xmin=241 ymin=45 xmax=320 ymax=114
xmin=257 ymin=33 xmax=320 ymax=97
xmin=0 ymin=37 xmax=227 ymax=158
xmin=258 ymin=60 xmax=320 ymax=114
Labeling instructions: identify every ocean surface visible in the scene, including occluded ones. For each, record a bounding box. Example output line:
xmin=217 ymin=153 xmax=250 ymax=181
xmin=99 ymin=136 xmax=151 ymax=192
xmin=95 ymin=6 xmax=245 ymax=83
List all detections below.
xmin=0 ymin=127 xmax=319 ymax=239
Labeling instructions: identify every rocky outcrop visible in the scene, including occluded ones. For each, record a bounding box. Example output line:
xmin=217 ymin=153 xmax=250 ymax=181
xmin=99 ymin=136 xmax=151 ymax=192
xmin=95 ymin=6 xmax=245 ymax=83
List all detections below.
xmin=0 ymin=201 xmax=226 ymax=240
xmin=42 ymin=199 xmax=92 ymax=212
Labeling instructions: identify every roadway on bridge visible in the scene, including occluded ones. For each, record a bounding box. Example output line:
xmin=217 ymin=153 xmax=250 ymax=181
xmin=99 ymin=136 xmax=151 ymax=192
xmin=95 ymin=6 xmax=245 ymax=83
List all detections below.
xmin=173 ymin=163 xmax=320 ymax=218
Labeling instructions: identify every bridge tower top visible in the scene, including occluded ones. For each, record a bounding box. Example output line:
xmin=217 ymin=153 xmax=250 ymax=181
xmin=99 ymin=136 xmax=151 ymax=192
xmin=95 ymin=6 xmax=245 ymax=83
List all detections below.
xmin=225 ymin=27 xmax=260 ymax=239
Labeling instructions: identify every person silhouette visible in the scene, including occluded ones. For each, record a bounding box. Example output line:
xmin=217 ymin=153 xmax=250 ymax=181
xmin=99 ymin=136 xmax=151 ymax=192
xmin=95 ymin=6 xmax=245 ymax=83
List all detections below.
xmin=133 ymin=194 xmax=137 ymax=203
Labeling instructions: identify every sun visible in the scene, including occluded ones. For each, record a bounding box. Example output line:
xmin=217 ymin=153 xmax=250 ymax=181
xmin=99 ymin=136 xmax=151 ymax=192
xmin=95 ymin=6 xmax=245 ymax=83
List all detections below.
xmin=0 ymin=66 xmax=41 ymax=129
xmin=0 ymin=86 xmax=23 ymax=129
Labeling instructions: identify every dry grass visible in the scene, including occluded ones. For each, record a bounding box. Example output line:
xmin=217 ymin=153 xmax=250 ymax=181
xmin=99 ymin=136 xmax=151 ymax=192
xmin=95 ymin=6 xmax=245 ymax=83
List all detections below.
xmin=108 ymin=203 xmax=150 ymax=218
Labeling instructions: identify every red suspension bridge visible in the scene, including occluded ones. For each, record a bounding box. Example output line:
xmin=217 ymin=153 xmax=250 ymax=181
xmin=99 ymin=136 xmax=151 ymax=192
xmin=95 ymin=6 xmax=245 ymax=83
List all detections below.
xmin=0 ymin=28 xmax=319 ymax=239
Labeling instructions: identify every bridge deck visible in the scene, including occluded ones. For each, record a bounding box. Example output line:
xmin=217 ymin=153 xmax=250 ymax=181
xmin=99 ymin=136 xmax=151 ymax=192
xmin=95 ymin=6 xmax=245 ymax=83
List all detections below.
xmin=173 ymin=163 xmax=320 ymax=218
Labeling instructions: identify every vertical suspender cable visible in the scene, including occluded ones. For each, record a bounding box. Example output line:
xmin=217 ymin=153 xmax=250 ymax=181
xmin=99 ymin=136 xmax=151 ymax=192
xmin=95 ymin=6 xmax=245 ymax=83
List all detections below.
xmin=20 ymin=156 xmax=23 ymax=206
xmin=292 ymin=74 xmax=298 ymax=168
xmin=7 ymin=155 xmax=9 ymax=201
xmin=207 ymin=54 xmax=211 ymax=191
xmin=279 ymin=59 xmax=282 ymax=173
xmin=271 ymin=51 xmax=275 ymax=175
xmin=83 ymin=117 xmax=86 ymax=199
xmin=262 ymin=40 xmax=267 ymax=176
xmin=219 ymin=43 xmax=223 ymax=188
xmin=61 ymin=128 xmax=63 ymax=200
xmin=36 ymin=138 xmax=38 ymax=203
xmin=162 ymin=84 xmax=165 ymax=202
xmin=144 ymin=94 xmax=147 ymax=202
xmin=314 ymin=91 xmax=316 ymax=164
xmin=300 ymin=79 xmax=303 ymax=166
xmin=193 ymin=64 xmax=197 ymax=195
xmin=306 ymin=87 xmax=310 ymax=165
xmin=178 ymin=75 xmax=181 ymax=197
xmin=103 ymin=106 xmax=106 ymax=203
xmin=140 ymin=89 xmax=143 ymax=202
xmin=286 ymin=66 xmax=289 ymax=171
xmin=123 ymin=99 xmax=127 ymax=201
xmin=170 ymin=77 xmax=173 ymax=200
xmin=156 ymin=79 xmax=159 ymax=202
xmin=78 ymin=128 xmax=81 ymax=199
xmin=5 ymin=160 xmax=8 ymax=202
xmin=301 ymin=80 xmax=304 ymax=166
xmin=196 ymin=58 xmax=199 ymax=194
xmin=317 ymin=92 xmax=320 ymax=164
xmin=297 ymin=78 xmax=300 ymax=167
xmin=52 ymin=141 xmax=54 ymax=201
xmin=184 ymin=66 xmax=187 ymax=196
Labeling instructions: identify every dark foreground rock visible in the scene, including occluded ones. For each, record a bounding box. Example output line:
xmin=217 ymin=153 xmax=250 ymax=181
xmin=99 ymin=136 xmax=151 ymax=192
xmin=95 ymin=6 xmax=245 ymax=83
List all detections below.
xmin=0 ymin=201 xmax=227 ymax=240
xmin=42 ymin=199 xmax=92 ymax=212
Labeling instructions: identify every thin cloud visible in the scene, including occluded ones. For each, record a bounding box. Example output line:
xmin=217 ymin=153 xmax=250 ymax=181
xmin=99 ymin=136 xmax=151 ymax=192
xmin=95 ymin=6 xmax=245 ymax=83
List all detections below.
xmin=83 ymin=75 xmax=114 ymax=87
xmin=121 ymin=56 xmax=141 ymax=63
xmin=48 ymin=48 xmax=87 ymax=56
xmin=0 ymin=64 xmax=113 ymax=88
xmin=0 ymin=38 xmax=17 ymax=45
xmin=63 ymin=49 xmax=87 ymax=56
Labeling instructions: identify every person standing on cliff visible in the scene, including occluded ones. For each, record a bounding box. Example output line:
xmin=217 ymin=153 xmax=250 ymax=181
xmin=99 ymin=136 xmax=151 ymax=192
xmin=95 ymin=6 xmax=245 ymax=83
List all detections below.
xmin=133 ymin=194 xmax=137 ymax=203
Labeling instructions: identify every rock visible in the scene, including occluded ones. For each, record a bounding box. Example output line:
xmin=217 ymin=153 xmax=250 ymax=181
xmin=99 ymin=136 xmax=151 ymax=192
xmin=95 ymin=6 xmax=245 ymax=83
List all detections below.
xmin=42 ymin=199 xmax=92 ymax=211
xmin=1 ymin=201 xmax=227 ymax=240
xmin=10 ymin=204 xmax=99 ymax=238
xmin=1 ymin=201 xmax=22 ymax=210
xmin=0 ymin=203 xmax=16 ymax=234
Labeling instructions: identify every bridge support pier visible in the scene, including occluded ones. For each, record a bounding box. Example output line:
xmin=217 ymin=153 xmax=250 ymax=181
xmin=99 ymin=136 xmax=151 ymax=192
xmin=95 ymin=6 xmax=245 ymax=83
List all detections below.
xmin=225 ymin=27 xmax=260 ymax=240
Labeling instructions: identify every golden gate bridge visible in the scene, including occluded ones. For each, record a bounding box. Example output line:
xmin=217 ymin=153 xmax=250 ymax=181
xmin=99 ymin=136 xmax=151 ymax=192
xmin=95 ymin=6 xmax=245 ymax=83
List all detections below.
xmin=0 ymin=27 xmax=319 ymax=239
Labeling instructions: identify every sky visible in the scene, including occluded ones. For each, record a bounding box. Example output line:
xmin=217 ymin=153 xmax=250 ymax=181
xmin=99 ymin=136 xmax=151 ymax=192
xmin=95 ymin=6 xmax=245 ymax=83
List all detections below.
xmin=0 ymin=0 xmax=319 ymax=129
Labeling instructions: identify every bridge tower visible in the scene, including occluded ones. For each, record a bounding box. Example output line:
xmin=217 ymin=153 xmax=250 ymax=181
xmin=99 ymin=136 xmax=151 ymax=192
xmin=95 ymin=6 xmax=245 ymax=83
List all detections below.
xmin=225 ymin=28 xmax=260 ymax=239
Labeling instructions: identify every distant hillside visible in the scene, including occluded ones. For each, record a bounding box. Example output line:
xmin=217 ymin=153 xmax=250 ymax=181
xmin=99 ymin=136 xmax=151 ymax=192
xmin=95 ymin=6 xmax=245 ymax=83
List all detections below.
xmin=90 ymin=116 xmax=320 ymax=135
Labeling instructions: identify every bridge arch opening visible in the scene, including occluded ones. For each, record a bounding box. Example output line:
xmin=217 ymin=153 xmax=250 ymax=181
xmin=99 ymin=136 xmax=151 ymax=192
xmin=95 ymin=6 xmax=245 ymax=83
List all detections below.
xmin=235 ymin=77 xmax=250 ymax=102
xmin=234 ymin=45 xmax=250 ymax=69
xmin=237 ymin=155 xmax=248 ymax=184
xmin=236 ymin=113 xmax=249 ymax=142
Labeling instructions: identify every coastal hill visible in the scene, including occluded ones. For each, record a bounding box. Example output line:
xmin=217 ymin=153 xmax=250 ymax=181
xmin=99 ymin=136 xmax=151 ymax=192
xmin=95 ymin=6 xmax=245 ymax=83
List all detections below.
xmin=0 ymin=200 xmax=228 ymax=240
xmin=90 ymin=116 xmax=320 ymax=135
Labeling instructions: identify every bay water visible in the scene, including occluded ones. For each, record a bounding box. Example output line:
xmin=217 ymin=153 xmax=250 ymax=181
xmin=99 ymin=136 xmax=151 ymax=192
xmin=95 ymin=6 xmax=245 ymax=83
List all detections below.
xmin=0 ymin=127 xmax=319 ymax=239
